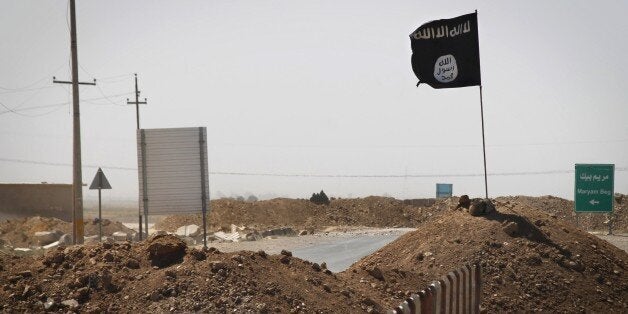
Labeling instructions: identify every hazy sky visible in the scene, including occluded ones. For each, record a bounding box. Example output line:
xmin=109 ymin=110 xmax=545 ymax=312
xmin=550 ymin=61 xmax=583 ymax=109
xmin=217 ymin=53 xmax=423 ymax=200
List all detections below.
xmin=1 ymin=0 xmax=627 ymax=202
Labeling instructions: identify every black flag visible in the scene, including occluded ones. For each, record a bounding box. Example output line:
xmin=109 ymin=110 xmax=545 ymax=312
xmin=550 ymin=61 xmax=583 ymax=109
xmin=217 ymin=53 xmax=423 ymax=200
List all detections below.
xmin=410 ymin=13 xmax=481 ymax=88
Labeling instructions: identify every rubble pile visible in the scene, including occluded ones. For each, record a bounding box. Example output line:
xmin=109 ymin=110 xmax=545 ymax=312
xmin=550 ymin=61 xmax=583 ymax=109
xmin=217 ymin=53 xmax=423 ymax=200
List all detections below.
xmin=0 ymin=196 xmax=627 ymax=312
xmin=340 ymin=200 xmax=628 ymax=312
xmin=0 ymin=234 xmax=384 ymax=312
xmin=498 ymin=194 xmax=628 ymax=232
xmin=0 ymin=216 xmax=135 ymax=249
xmin=156 ymin=196 xmax=453 ymax=232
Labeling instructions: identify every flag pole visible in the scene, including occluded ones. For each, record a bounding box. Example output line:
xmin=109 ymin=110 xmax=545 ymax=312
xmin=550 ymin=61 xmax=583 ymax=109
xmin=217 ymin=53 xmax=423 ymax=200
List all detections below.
xmin=476 ymin=9 xmax=488 ymax=199
xmin=479 ymin=85 xmax=488 ymax=199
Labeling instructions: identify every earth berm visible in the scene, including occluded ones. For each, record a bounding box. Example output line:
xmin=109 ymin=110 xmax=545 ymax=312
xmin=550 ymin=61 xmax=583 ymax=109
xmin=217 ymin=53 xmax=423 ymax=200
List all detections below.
xmin=340 ymin=199 xmax=628 ymax=312
xmin=0 ymin=198 xmax=626 ymax=312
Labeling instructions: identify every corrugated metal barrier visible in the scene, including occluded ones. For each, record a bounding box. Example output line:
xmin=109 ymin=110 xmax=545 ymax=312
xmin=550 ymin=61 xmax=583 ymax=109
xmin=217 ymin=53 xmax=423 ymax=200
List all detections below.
xmin=391 ymin=263 xmax=481 ymax=314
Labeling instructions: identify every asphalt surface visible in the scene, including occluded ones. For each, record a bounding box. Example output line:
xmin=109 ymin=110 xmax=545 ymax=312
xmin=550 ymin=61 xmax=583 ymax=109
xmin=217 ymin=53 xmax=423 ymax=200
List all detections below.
xmin=292 ymin=232 xmax=404 ymax=272
xmin=594 ymin=233 xmax=628 ymax=252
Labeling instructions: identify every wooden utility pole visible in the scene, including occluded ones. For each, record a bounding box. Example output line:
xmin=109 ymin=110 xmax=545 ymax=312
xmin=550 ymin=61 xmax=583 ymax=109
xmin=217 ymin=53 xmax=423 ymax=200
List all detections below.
xmin=127 ymin=74 xmax=147 ymax=129
xmin=126 ymin=74 xmax=147 ymax=240
xmin=53 ymin=0 xmax=95 ymax=245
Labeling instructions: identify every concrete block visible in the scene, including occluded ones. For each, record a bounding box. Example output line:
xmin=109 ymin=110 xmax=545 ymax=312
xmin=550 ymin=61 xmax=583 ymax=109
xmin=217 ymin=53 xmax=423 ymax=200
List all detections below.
xmin=214 ymin=231 xmax=240 ymax=242
xmin=112 ymin=231 xmax=130 ymax=241
xmin=34 ymin=231 xmax=62 ymax=246
xmin=181 ymin=236 xmax=196 ymax=246
xmin=84 ymin=235 xmax=99 ymax=244
xmin=176 ymin=224 xmax=200 ymax=237
xmin=58 ymin=234 xmax=72 ymax=246
xmin=43 ymin=241 xmax=60 ymax=249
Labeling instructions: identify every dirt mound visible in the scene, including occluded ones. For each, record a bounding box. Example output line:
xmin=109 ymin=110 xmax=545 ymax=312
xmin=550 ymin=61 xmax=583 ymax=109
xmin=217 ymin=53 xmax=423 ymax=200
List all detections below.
xmin=0 ymin=241 xmax=386 ymax=312
xmin=498 ymin=194 xmax=628 ymax=233
xmin=0 ymin=216 xmax=135 ymax=247
xmin=146 ymin=234 xmax=186 ymax=267
xmin=156 ymin=196 xmax=455 ymax=232
xmin=340 ymin=200 xmax=628 ymax=312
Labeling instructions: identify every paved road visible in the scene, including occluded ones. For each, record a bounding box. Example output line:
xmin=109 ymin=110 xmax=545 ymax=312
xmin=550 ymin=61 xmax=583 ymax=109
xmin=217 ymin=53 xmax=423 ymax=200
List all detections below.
xmin=292 ymin=232 xmax=405 ymax=272
xmin=289 ymin=232 xmax=628 ymax=272
xmin=594 ymin=233 xmax=628 ymax=252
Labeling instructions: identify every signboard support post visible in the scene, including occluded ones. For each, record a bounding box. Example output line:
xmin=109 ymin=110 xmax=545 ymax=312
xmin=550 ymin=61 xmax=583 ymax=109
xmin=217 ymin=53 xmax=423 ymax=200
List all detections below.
xmin=199 ymin=127 xmax=208 ymax=249
xmin=98 ymin=188 xmax=102 ymax=241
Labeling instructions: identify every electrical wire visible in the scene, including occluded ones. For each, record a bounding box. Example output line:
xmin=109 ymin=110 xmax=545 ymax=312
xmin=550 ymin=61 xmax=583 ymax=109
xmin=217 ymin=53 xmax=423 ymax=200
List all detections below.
xmin=0 ymin=92 xmax=134 ymax=116
xmin=0 ymin=64 xmax=65 ymax=92
xmin=207 ymin=139 xmax=628 ymax=149
xmin=0 ymin=157 xmax=625 ymax=177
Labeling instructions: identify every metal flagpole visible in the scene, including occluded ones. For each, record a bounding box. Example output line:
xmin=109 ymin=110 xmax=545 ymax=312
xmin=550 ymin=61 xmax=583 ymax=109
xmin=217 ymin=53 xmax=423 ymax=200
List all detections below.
xmin=479 ymin=85 xmax=488 ymax=199
xmin=475 ymin=10 xmax=489 ymax=200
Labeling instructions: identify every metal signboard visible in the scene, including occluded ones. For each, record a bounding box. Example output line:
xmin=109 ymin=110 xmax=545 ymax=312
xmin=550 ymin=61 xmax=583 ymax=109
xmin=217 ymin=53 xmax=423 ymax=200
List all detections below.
xmin=137 ymin=127 xmax=209 ymax=215
xmin=574 ymin=164 xmax=614 ymax=213
xmin=436 ymin=183 xmax=453 ymax=198
xmin=137 ymin=127 xmax=210 ymax=247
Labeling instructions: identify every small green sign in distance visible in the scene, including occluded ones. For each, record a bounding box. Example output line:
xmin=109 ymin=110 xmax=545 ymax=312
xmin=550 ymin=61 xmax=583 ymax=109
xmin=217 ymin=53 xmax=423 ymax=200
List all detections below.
xmin=574 ymin=164 xmax=614 ymax=213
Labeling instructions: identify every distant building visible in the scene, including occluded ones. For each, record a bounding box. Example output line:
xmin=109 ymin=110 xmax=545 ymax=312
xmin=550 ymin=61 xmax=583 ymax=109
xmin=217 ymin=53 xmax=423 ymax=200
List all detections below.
xmin=0 ymin=183 xmax=72 ymax=221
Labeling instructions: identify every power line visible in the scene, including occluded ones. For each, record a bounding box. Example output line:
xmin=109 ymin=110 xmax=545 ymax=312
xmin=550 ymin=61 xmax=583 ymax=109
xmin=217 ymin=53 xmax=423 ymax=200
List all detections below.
xmin=0 ymin=92 xmax=134 ymax=116
xmin=0 ymin=157 xmax=625 ymax=178
xmin=0 ymin=101 xmax=67 ymax=117
xmin=0 ymin=65 xmax=65 ymax=92
xmin=0 ymin=85 xmax=58 ymax=95
xmin=208 ymin=169 xmax=628 ymax=178
xmin=207 ymin=139 xmax=628 ymax=149
xmin=0 ymin=157 xmax=134 ymax=170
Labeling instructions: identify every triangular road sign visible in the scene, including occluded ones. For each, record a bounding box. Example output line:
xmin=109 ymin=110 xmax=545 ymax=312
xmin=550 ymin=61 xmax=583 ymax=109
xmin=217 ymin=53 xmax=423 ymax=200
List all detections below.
xmin=89 ymin=167 xmax=112 ymax=190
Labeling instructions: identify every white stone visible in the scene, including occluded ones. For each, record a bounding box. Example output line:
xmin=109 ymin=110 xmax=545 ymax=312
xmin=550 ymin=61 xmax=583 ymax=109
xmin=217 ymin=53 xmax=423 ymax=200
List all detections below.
xmin=244 ymin=231 xmax=262 ymax=241
xmin=84 ymin=235 xmax=100 ymax=244
xmin=34 ymin=231 xmax=61 ymax=246
xmin=132 ymin=232 xmax=149 ymax=241
xmin=112 ymin=231 xmax=129 ymax=241
xmin=43 ymin=241 xmax=60 ymax=249
xmin=213 ymin=231 xmax=241 ymax=242
xmin=13 ymin=247 xmax=36 ymax=256
xmin=58 ymin=234 xmax=72 ymax=246
xmin=154 ymin=230 xmax=168 ymax=236
xmin=61 ymin=299 xmax=79 ymax=309
xmin=176 ymin=224 xmax=200 ymax=237
xmin=180 ymin=236 xmax=196 ymax=246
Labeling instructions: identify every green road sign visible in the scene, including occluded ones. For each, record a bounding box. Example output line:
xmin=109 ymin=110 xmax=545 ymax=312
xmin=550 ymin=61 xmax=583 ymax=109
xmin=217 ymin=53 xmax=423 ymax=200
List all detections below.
xmin=574 ymin=164 xmax=614 ymax=213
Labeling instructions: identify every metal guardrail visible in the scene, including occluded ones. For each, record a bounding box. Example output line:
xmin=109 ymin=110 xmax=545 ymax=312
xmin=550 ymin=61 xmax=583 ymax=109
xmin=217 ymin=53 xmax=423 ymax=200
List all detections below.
xmin=391 ymin=263 xmax=481 ymax=314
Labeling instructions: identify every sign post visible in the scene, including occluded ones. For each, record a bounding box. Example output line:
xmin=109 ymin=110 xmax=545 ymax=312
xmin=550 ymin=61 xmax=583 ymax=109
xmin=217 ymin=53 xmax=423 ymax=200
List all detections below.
xmin=89 ymin=168 xmax=112 ymax=242
xmin=574 ymin=164 xmax=614 ymax=233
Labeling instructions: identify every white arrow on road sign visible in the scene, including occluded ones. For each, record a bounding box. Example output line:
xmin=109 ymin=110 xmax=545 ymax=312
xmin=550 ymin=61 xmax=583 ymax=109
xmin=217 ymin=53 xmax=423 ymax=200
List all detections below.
xmin=589 ymin=199 xmax=599 ymax=205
